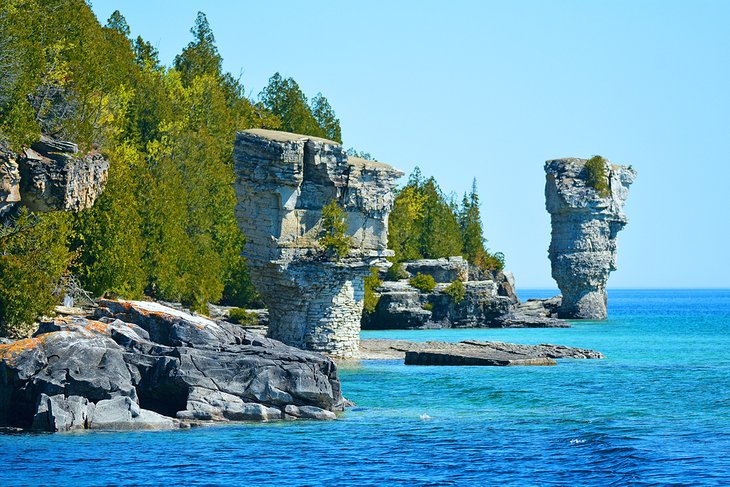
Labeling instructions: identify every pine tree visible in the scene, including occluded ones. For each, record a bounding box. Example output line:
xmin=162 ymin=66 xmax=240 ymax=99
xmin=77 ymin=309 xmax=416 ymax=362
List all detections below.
xmin=310 ymin=93 xmax=342 ymax=142
xmin=174 ymin=12 xmax=223 ymax=85
xmin=460 ymin=178 xmax=486 ymax=263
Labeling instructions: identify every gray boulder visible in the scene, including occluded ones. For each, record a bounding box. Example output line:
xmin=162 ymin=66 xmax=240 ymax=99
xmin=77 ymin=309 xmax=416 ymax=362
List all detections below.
xmin=0 ymin=300 xmax=344 ymax=432
xmin=402 ymin=257 xmax=469 ymax=283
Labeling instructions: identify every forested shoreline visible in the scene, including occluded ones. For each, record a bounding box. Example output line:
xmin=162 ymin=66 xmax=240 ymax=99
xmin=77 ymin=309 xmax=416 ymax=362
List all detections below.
xmin=0 ymin=1 xmax=501 ymax=337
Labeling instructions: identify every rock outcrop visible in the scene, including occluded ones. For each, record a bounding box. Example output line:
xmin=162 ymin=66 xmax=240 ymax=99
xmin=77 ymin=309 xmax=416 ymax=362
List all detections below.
xmin=0 ymin=300 xmax=344 ymax=432
xmin=545 ymin=158 xmax=636 ymax=319
xmin=0 ymin=135 xmax=109 ymax=219
xmin=233 ymin=129 xmax=403 ymax=358
xmin=362 ymin=257 xmax=567 ymax=329
xmin=359 ymin=339 xmax=604 ymax=365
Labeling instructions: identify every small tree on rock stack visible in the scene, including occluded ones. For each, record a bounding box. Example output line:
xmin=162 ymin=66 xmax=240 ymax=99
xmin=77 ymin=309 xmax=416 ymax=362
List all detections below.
xmin=318 ymin=199 xmax=352 ymax=260
xmin=585 ymin=155 xmax=610 ymax=197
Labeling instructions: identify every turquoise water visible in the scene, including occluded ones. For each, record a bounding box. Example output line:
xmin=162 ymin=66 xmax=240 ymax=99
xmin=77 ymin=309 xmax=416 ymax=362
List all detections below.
xmin=3 ymin=289 xmax=730 ymax=486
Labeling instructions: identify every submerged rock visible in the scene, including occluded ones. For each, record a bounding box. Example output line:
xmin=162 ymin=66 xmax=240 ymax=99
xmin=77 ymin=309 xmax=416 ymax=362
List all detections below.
xmin=0 ymin=300 xmax=344 ymax=432
xmin=545 ymin=158 xmax=636 ymax=319
xmin=359 ymin=339 xmax=603 ymax=365
xmin=233 ymin=129 xmax=403 ymax=357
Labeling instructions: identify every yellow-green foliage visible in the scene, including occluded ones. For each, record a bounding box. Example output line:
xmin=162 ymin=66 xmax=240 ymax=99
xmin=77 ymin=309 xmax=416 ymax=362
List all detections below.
xmin=585 ymin=155 xmax=610 ymax=197
xmin=227 ymin=307 xmax=258 ymax=326
xmin=422 ymin=302 xmax=433 ymax=311
xmin=363 ymin=267 xmax=382 ymax=314
xmin=409 ymin=273 xmax=437 ymax=293
xmin=0 ymin=3 xmax=344 ymax=327
xmin=318 ymin=199 xmax=352 ymax=260
xmin=0 ymin=210 xmax=72 ymax=338
xmin=444 ymin=279 xmax=465 ymax=304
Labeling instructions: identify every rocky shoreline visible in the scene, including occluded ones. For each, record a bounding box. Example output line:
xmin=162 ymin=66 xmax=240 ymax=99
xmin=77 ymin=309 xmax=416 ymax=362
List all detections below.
xmin=0 ymin=300 xmax=344 ymax=432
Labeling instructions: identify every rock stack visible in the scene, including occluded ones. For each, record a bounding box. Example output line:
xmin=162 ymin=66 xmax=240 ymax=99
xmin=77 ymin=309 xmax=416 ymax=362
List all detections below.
xmin=233 ymin=129 xmax=403 ymax=357
xmin=545 ymin=158 xmax=636 ymax=319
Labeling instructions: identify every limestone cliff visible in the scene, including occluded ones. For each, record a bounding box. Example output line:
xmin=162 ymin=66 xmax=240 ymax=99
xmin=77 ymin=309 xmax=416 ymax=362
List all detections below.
xmin=233 ymin=129 xmax=403 ymax=357
xmin=0 ymin=135 xmax=109 ymax=219
xmin=545 ymin=158 xmax=636 ymax=319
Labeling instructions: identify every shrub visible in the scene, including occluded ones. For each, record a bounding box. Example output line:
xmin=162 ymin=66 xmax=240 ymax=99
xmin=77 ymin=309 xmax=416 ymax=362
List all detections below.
xmin=585 ymin=155 xmax=610 ymax=197
xmin=409 ymin=273 xmax=436 ymax=293
xmin=363 ymin=267 xmax=382 ymax=314
xmin=227 ymin=307 xmax=259 ymax=326
xmin=444 ymin=279 xmax=465 ymax=304
xmin=385 ymin=261 xmax=408 ymax=281
xmin=318 ymin=199 xmax=352 ymax=260
xmin=422 ymin=302 xmax=433 ymax=311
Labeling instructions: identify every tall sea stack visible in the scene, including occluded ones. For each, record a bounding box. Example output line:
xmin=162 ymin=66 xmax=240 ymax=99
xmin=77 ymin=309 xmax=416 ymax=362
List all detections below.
xmin=545 ymin=158 xmax=636 ymax=319
xmin=233 ymin=129 xmax=403 ymax=357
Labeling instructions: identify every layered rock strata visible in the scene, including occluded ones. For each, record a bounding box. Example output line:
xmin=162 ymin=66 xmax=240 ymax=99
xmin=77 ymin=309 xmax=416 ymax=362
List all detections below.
xmin=362 ymin=257 xmax=566 ymax=329
xmin=233 ymin=129 xmax=403 ymax=357
xmin=545 ymin=158 xmax=636 ymax=319
xmin=359 ymin=339 xmax=603 ymax=365
xmin=0 ymin=135 xmax=109 ymax=219
xmin=0 ymin=300 xmax=344 ymax=432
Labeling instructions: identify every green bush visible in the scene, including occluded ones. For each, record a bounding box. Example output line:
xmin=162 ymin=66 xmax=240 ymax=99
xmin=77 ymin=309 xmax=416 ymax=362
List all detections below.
xmin=227 ymin=307 xmax=259 ymax=326
xmin=444 ymin=279 xmax=465 ymax=304
xmin=385 ymin=261 xmax=408 ymax=281
xmin=318 ymin=199 xmax=352 ymax=260
xmin=363 ymin=267 xmax=382 ymax=314
xmin=585 ymin=155 xmax=610 ymax=197
xmin=409 ymin=273 xmax=436 ymax=293
xmin=422 ymin=302 xmax=433 ymax=311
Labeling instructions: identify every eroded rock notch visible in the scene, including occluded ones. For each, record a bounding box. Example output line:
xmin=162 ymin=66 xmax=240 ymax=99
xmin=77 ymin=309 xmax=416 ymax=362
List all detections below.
xmin=233 ymin=129 xmax=403 ymax=357
xmin=545 ymin=158 xmax=636 ymax=319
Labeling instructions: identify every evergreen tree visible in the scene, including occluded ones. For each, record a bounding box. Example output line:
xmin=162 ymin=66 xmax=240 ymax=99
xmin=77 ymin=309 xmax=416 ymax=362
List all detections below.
xmin=106 ymin=10 xmax=130 ymax=37
xmin=174 ymin=12 xmax=223 ymax=85
xmin=260 ymin=73 xmax=332 ymax=138
xmin=310 ymin=93 xmax=342 ymax=142
xmin=459 ymin=178 xmax=487 ymax=263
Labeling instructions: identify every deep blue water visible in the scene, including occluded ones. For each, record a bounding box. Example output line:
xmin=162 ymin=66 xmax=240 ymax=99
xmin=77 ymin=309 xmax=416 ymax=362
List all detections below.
xmin=3 ymin=289 xmax=730 ymax=486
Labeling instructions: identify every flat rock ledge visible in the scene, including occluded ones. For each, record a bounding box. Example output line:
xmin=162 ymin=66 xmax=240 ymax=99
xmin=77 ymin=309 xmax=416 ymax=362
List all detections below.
xmin=0 ymin=300 xmax=343 ymax=433
xmin=359 ymin=339 xmax=603 ymax=366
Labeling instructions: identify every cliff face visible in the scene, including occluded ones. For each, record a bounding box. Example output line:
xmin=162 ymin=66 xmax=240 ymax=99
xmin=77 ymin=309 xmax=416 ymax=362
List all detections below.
xmin=0 ymin=135 xmax=109 ymax=219
xmin=545 ymin=158 xmax=636 ymax=319
xmin=233 ymin=129 xmax=403 ymax=357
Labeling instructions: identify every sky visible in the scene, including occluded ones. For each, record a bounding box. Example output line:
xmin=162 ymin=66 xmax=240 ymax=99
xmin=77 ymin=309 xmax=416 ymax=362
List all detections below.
xmin=91 ymin=0 xmax=730 ymax=288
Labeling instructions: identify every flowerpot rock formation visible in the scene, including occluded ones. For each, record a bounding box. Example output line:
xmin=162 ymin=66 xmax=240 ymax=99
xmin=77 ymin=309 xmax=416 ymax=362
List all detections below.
xmin=233 ymin=129 xmax=403 ymax=357
xmin=545 ymin=158 xmax=636 ymax=319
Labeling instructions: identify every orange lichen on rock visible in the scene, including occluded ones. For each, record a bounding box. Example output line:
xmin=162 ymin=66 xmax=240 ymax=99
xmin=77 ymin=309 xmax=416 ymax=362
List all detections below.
xmin=0 ymin=335 xmax=49 ymax=365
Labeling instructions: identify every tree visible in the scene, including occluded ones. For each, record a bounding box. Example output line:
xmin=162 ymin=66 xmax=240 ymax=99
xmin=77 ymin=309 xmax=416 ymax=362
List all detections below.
xmin=419 ymin=178 xmax=463 ymax=259
xmin=459 ymin=178 xmax=486 ymax=264
xmin=310 ymin=93 xmax=342 ymax=142
xmin=260 ymin=73 xmax=334 ymax=138
xmin=585 ymin=155 xmax=610 ymax=196
xmin=318 ymin=199 xmax=352 ymax=259
xmin=106 ymin=10 xmax=130 ymax=38
xmin=0 ymin=210 xmax=72 ymax=338
xmin=174 ymin=12 xmax=223 ymax=85
xmin=133 ymin=36 xmax=160 ymax=70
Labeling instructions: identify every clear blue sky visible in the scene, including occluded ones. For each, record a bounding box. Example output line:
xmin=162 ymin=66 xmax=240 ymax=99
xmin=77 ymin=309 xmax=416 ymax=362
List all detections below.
xmin=91 ymin=0 xmax=730 ymax=288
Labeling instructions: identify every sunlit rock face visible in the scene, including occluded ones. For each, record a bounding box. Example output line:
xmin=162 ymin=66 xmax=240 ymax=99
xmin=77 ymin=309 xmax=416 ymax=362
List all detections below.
xmin=233 ymin=129 xmax=403 ymax=357
xmin=545 ymin=158 xmax=636 ymax=319
xmin=0 ymin=135 xmax=109 ymax=219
